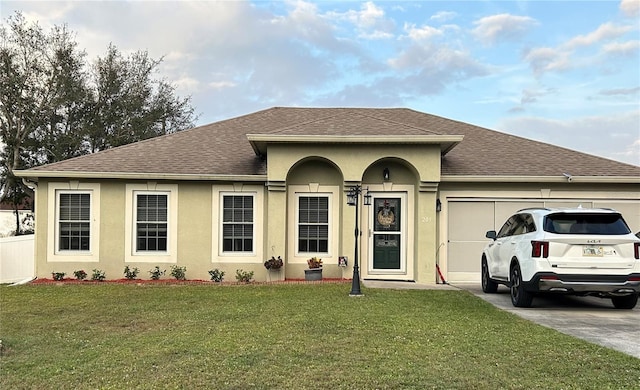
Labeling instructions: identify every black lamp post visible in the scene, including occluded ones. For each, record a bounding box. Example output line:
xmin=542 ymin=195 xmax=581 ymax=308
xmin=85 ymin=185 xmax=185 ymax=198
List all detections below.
xmin=347 ymin=185 xmax=371 ymax=296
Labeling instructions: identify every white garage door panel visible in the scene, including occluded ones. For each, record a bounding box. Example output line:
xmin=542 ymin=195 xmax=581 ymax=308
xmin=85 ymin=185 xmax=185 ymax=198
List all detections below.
xmin=447 ymin=201 xmax=495 ymax=241
xmin=447 ymin=200 xmax=538 ymax=283
xmin=448 ymin=242 xmax=486 ymax=273
xmin=446 ymin=202 xmax=493 ymax=282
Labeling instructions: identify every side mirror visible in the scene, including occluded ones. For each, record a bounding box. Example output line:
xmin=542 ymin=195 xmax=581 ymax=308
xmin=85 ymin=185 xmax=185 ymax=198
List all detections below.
xmin=485 ymin=230 xmax=497 ymax=240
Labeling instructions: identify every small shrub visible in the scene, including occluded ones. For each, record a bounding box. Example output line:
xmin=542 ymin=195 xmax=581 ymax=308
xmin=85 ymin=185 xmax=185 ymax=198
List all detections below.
xmin=208 ymin=269 xmax=225 ymax=282
xmin=170 ymin=265 xmax=187 ymax=280
xmin=235 ymin=269 xmax=254 ymax=283
xmin=123 ymin=266 xmax=140 ymax=280
xmin=52 ymin=272 xmax=65 ymax=281
xmin=149 ymin=266 xmax=166 ymax=280
xmin=307 ymin=257 xmax=323 ymax=268
xmin=91 ymin=269 xmax=106 ymax=281
xmin=73 ymin=270 xmax=87 ymax=280
xmin=264 ymin=256 xmax=284 ymax=270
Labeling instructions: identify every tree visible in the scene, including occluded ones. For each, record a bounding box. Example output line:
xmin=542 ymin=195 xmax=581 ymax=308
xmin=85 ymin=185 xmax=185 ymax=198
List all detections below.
xmin=0 ymin=13 xmax=87 ymax=234
xmin=0 ymin=12 xmax=197 ymax=235
xmin=85 ymin=44 xmax=195 ymax=152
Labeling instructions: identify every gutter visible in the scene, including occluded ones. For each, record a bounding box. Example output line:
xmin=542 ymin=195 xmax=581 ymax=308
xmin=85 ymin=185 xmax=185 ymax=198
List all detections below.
xmin=14 ymin=170 xmax=268 ymax=182
xmin=440 ymin=175 xmax=640 ymax=184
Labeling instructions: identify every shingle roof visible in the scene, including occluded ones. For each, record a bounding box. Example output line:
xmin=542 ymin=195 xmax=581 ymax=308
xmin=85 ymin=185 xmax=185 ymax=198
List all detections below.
xmin=25 ymin=107 xmax=640 ymax=178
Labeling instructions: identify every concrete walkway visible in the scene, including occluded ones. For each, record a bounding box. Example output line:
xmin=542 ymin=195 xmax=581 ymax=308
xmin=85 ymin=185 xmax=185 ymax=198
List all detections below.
xmin=363 ymin=280 xmax=640 ymax=359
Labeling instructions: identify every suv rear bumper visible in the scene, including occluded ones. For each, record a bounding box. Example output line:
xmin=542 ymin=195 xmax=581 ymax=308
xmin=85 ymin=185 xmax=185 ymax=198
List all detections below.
xmin=524 ymin=272 xmax=640 ymax=295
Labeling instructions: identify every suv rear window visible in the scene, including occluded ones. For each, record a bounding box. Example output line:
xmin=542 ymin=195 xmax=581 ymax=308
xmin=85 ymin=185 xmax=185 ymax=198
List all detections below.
xmin=543 ymin=213 xmax=631 ymax=235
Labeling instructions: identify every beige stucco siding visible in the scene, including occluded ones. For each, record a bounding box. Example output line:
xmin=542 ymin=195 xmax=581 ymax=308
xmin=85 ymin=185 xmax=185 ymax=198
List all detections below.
xmin=35 ymin=180 xmax=228 ymax=281
xmin=267 ymin=144 xmax=442 ymax=183
xmin=99 ymin=182 xmax=126 ymax=269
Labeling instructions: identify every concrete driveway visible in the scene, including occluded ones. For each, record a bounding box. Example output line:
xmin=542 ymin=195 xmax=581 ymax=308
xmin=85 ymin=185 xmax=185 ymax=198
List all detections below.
xmin=458 ymin=283 xmax=640 ymax=359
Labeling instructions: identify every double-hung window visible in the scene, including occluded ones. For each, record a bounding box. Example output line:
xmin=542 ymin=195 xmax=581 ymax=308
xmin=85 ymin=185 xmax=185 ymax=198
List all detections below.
xmin=135 ymin=193 xmax=168 ymax=252
xmin=125 ymin=184 xmax=177 ymax=262
xmin=58 ymin=192 xmax=91 ymax=251
xmin=222 ymin=195 xmax=254 ymax=253
xmin=298 ymin=196 xmax=329 ymax=253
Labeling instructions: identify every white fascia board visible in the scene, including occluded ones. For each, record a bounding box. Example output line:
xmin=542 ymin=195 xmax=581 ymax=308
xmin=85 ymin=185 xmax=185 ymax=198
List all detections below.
xmin=246 ymin=134 xmax=464 ymax=156
xmin=440 ymin=175 xmax=640 ymax=184
xmin=14 ymin=170 xmax=268 ymax=182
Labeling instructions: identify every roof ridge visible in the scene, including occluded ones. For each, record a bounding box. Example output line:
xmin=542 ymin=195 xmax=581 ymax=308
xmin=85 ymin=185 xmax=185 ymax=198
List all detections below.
xmin=266 ymin=111 xmax=345 ymax=135
xmin=262 ymin=107 xmax=444 ymax=136
xmin=357 ymin=109 xmax=443 ymax=136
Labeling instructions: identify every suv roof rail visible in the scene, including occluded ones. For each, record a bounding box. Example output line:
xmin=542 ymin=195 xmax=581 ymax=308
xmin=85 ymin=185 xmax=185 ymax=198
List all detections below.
xmin=516 ymin=207 xmax=551 ymax=212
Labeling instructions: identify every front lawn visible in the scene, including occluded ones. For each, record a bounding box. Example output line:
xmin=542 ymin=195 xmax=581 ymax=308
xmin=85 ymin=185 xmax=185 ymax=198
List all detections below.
xmin=1 ymin=283 xmax=638 ymax=389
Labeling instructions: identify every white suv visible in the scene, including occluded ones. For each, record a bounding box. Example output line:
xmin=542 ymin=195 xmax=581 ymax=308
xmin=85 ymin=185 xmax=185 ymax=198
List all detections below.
xmin=482 ymin=208 xmax=640 ymax=309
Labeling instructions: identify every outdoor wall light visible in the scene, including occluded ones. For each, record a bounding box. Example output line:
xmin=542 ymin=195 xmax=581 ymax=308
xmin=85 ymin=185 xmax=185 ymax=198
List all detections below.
xmin=363 ymin=188 xmax=372 ymax=206
xmin=347 ymin=188 xmax=357 ymax=206
xmin=383 ymin=167 xmax=390 ymax=181
xmin=436 ymin=198 xmax=442 ymax=212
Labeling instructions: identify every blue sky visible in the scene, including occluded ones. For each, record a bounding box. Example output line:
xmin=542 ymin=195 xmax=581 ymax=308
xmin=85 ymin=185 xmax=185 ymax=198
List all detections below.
xmin=3 ymin=0 xmax=639 ymax=165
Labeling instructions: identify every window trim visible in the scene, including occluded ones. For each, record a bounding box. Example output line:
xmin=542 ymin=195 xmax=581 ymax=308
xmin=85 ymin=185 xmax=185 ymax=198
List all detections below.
xmin=134 ymin=191 xmax=170 ymax=253
xmin=47 ymin=182 xmax=100 ymax=263
xmin=287 ymin=184 xmax=340 ymax=264
xmin=125 ymin=183 xmax=178 ymax=263
xmin=212 ymin=185 xmax=264 ymax=263
xmin=57 ymin=192 xmax=92 ymax=252
xmin=295 ymin=194 xmax=331 ymax=255
xmin=220 ymin=193 xmax=255 ymax=255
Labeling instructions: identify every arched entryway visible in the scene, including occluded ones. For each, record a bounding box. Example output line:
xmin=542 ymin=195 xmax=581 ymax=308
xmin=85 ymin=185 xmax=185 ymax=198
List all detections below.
xmin=361 ymin=159 xmax=420 ymax=281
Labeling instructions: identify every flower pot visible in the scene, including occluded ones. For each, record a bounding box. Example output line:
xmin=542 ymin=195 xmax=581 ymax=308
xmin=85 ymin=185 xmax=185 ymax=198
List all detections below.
xmin=304 ymin=268 xmax=323 ymax=281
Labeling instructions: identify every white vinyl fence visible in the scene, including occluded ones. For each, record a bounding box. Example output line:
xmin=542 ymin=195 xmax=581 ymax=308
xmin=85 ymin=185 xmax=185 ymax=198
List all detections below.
xmin=0 ymin=235 xmax=35 ymax=284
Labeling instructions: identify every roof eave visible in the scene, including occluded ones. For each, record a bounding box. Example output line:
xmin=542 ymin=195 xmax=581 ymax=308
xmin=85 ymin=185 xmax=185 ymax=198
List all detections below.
xmin=246 ymin=134 xmax=464 ymax=156
xmin=14 ymin=170 xmax=268 ymax=182
xmin=440 ymin=175 xmax=640 ymax=183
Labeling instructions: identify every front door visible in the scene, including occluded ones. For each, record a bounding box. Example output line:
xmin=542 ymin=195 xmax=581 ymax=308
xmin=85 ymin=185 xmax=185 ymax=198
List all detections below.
xmin=371 ymin=197 xmax=402 ymax=271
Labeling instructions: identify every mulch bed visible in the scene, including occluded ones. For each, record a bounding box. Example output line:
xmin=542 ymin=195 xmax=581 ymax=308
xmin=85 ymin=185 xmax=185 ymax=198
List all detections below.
xmin=29 ymin=278 xmax=351 ymax=286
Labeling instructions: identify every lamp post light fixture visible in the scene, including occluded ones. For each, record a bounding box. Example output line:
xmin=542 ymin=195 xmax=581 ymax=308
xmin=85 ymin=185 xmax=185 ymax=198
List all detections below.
xmin=347 ymin=185 xmax=371 ymax=296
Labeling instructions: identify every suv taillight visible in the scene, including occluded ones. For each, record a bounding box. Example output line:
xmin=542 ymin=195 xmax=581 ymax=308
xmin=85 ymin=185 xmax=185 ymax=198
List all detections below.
xmin=531 ymin=241 xmax=549 ymax=258
xmin=635 ymin=243 xmax=639 ymax=260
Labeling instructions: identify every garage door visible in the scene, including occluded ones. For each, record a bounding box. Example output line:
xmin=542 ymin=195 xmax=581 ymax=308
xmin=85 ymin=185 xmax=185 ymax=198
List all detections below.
xmin=447 ymin=200 xmax=543 ymax=283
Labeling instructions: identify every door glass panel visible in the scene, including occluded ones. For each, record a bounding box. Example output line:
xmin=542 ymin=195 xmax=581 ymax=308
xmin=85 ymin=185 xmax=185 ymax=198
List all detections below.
xmin=372 ymin=197 xmax=401 ymax=270
xmin=374 ymin=198 xmax=400 ymax=232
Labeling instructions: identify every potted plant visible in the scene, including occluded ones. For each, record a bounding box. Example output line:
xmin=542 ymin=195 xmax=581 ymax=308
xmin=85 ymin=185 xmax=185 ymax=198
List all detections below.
xmin=264 ymin=256 xmax=284 ymax=271
xmin=304 ymin=257 xmax=323 ymax=281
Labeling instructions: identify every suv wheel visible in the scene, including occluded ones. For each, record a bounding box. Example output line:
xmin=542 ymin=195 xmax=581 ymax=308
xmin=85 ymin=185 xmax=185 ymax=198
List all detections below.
xmin=510 ymin=264 xmax=533 ymax=308
xmin=611 ymin=294 xmax=638 ymax=310
xmin=481 ymin=258 xmax=498 ymax=293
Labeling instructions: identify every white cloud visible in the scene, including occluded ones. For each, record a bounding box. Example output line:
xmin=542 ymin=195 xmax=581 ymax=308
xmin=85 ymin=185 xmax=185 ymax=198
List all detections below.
xmin=614 ymin=138 xmax=640 ymax=164
xmin=331 ymin=1 xmax=395 ymax=40
xmin=208 ymin=81 xmax=236 ymax=90
xmin=599 ymin=87 xmax=640 ymax=96
xmin=523 ymin=21 xmax=636 ymax=76
xmin=173 ymin=76 xmax=200 ymax=92
xmin=498 ymin=110 xmax=640 ymax=166
xmin=523 ymin=47 xmax=572 ymax=75
xmin=404 ymin=23 xmax=443 ymax=42
xmin=620 ymin=0 xmax=640 ymax=17
xmin=472 ymin=13 xmax=538 ymax=46
xmin=430 ymin=11 xmax=457 ymax=23
xmin=563 ymin=22 xmax=634 ymax=49
xmin=602 ymin=40 xmax=640 ymax=57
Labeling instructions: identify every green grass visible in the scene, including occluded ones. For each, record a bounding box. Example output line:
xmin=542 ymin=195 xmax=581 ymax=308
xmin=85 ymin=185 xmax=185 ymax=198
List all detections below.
xmin=1 ymin=283 xmax=638 ymax=389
